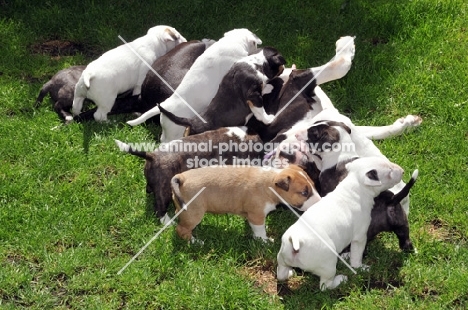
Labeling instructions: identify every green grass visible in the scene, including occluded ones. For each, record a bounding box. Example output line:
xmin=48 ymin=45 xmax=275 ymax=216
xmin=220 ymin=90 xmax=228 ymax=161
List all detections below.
xmin=1 ymin=0 xmax=467 ymax=308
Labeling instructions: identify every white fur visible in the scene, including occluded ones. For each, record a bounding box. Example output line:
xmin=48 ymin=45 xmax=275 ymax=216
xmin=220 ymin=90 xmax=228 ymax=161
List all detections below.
xmin=126 ymin=28 xmax=262 ymax=142
xmin=311 ymin=36 xmax=355 ymax=85
xmin=72 ymin=25 xmax=186 ymax=121
xmin=225 ymin=126 xmax=247 ymax=139
xmin=277 ymin=157 xmax=403 ymax=290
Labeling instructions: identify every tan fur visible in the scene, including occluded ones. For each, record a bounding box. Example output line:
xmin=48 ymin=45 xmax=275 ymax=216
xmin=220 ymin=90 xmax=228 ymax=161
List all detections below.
xmin=171 ymin=164 xmax=319 ymax=240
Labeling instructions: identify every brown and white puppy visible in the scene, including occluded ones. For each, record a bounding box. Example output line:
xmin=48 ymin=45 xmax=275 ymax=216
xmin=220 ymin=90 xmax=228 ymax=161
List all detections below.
xmin=115 ymin=127 xmax=264 ymax=224
xmin=170 ymin=164 xmax=321 ymax=242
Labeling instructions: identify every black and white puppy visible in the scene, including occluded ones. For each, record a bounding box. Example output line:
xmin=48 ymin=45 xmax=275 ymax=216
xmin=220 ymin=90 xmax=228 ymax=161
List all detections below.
xmin=157 ymin=47 xmax=286 ymax=136
xmin=36 ymin=65 xmax=86 ymax=122
xmin=247 ymin=36 xmax=356 ymax=142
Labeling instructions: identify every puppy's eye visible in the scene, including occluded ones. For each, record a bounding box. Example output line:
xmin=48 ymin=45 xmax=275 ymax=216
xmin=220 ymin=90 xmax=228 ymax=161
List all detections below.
xmin=300 ymin=188 xmax=309 ymax=197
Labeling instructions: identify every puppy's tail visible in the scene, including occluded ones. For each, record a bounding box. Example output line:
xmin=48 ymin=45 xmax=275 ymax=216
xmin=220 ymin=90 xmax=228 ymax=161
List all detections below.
xmin=157 ymin=103 xmax=203 ymax=135
xmin=35 ymin=81 xmax=52 ymax=108
xmin=114 ymin=139 xmax=154 ymax=161
xmin=171 ymin=175 xmax=186 ymax=212
xmin=391 ymin=169 xmax=419 ymax=204
xmin=126 ymin=105 xmax=161 ymax=126
xmin=289 ymin=236 xmax=301 ymax=253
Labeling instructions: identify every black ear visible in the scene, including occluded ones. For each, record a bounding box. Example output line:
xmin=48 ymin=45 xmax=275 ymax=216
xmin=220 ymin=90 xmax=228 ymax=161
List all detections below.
xmin=275 ymin=176 xmax=291 ymax=192
xmin=366 ymin=169 xmax=379 ymax=181
xmin=364 ymin=169 xmax=382 ymax=186
xmin=325 ymin=121 xmax=351 ymax=134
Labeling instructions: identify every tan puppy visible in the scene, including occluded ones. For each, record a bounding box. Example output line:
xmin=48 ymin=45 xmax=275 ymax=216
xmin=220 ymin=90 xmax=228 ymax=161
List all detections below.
xmin=171 ymin=164 xmax=321 ymax=242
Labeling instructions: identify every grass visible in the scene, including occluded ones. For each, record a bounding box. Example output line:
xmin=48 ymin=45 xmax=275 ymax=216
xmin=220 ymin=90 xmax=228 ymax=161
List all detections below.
xmin=1 ymin=0 xmax=467 ymax=308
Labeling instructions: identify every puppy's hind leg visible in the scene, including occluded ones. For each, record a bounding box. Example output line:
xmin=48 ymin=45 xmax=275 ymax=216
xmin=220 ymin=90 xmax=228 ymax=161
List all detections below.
xmin=350 ymin=237 xmax=368 ymax=270
xmin=316 ymin=256 xmax=347 ymax=290
xmin=93 ymin=99 xmax=114 ymax=121
xmin=357 ymin=115 xmax=423 ymax=140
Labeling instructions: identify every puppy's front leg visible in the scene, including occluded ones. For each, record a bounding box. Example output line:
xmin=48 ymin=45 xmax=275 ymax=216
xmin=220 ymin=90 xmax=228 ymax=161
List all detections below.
xmin=247 ymin=100 xmax=275 ymax=125
xmin=350 ymin=237 xmax=368 ymax=269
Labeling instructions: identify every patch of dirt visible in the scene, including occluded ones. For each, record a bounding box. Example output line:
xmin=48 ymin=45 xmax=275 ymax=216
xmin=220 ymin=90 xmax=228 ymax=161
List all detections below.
xmin=240 ymin=260 xmax=277 ymax=295
xmin=240 ymin=260 xmax=307 ymax=296
xmin=424 ymin=218 xmax=464 ymax=243
xmin=31 ymin=39 xmax=98 ymax=58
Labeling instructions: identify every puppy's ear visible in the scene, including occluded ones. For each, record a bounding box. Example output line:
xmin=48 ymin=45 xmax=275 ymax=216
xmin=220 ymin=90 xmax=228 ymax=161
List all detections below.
xmin=324 ymin=121 xmax=351 ymax=134
xmin=163 ymin=28 xmax=179 ymax=42
xmin=275 ymin=176 xmax=291 ymax=192
xmin=364 ymin=169 xmax=382 ymax=186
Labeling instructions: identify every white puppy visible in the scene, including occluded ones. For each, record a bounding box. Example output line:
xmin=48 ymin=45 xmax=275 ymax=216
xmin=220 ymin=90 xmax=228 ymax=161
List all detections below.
xmin=72 ymin=25 xmax=187 ymax=121
xmin=126 ymin=28 xmax=262 ymax=142
xmin=276 ymin=157 xmax=404 ymax=290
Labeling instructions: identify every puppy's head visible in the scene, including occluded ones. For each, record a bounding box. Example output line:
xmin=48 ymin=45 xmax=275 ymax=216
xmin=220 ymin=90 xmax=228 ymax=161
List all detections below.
xmin=224 ymin=28 xmax=262 ymax=54
xmin=261 ymin=47 xmax=286 ymax=80
xmin=148 ymin=25 xmax=187 ymax=51
xmin=273 ymin=165 xmax=321 ymax=211
xmin=346 ymin=157 xmax=404 ymax=193
xmin=307 ymin=121 xmax=351 ymax=153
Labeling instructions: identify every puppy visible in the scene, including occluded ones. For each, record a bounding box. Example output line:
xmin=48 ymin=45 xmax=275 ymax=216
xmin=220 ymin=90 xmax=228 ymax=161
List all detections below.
xmin=36 ymin=66 xmax=141 ymax=123
xmin=307 ymin=120 xmax=418 ymax=251
xmin=247 ymin=36 xmax=356 ymax=142
xmin=115 ymin=127 xmax=264 ymax=224
xmin=126 ymin=28 xmax=262 ymax=142
xmin=171 ymin=164 xmax=321 ymax=242
xmin=138 ymin=39 xmax=216 ymax=123
xmin=75 ymin=40 xmax=214 ymax=123
xmin=35 ymin=65 xmax=85 ymax=122
xmin=156 ymin=47 xmax=285 ymax=135
xmin=72 ymin=25 xmax=186 ymax=121
xmin=277 ymin=157 xmax=404 ymax=290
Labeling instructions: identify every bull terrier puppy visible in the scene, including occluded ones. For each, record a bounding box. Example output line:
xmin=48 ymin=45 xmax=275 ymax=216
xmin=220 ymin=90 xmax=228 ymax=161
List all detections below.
xmin=126 ymin=28 xmax=262 ymax=142
xmin=171 ymin=164 xmax=321 ymax=242
xmin=277 ymin=157 xmax=403 ymax=290
xmin=72 ymin=25 xmax=186 ymax=121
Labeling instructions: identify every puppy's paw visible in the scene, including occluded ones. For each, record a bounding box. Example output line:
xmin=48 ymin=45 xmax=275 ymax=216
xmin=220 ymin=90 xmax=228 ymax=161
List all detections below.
xmin=396 ymin=115 xmax=423 ymax=128
xmin=255 ymin=236 xmax=274 ymax=243
xmin=190 ymin=237 xmax=204 ymax=245
xmin=159 ymin=214 xmax=175 ymax=226
xmin=340 ymin=252 xmax=351 ymax=260
xmin=263 ymin=114 xmax=276 ymax=124
xmin=357 ymin=264 xmax=370 ymax=272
